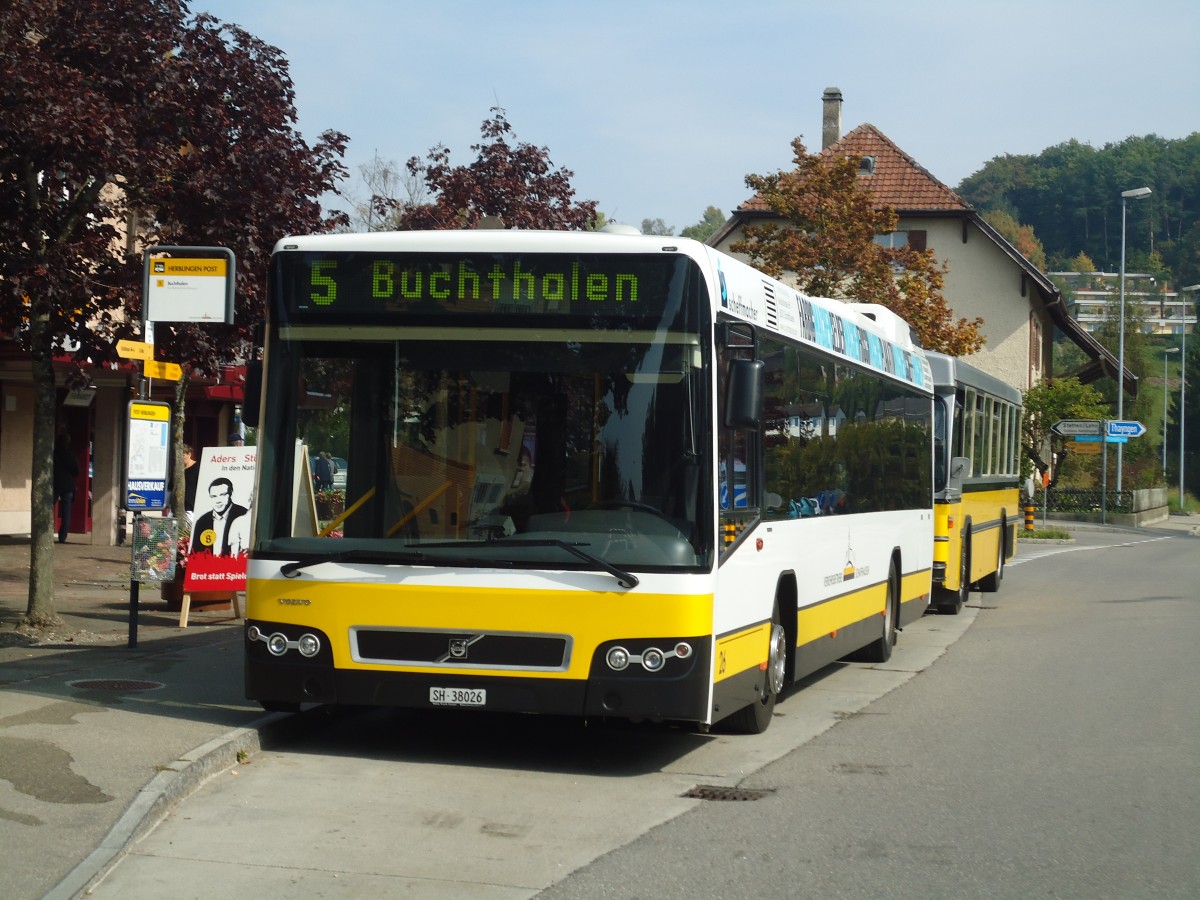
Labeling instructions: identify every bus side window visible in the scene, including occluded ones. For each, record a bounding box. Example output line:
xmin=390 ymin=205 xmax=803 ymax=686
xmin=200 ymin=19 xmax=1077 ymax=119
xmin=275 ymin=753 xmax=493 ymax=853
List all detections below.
xmin=717 ymin=325 xmax=759 ymax=518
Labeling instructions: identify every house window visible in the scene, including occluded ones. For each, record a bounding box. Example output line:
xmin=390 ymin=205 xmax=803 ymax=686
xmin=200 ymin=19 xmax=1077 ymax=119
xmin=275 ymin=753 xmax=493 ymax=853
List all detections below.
xmin=873 ymin=230 xmax=927 ymax=251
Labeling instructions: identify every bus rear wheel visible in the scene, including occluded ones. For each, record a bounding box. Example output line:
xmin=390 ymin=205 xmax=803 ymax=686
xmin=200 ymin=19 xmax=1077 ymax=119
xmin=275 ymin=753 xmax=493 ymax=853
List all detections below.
xmin=726 ymin=603 xmax=785 ymax=734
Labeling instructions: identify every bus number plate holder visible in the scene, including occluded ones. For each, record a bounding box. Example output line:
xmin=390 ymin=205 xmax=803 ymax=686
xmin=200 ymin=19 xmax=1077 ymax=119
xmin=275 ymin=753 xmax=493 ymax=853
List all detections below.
xmin=430 ymin=687 xmax=486 ymax=707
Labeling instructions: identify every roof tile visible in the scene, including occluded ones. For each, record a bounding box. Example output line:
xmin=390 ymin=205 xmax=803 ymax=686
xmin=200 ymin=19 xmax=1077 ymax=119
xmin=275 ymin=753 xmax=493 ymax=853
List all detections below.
xmin=739 ymin=124 xmax=971 ymax=213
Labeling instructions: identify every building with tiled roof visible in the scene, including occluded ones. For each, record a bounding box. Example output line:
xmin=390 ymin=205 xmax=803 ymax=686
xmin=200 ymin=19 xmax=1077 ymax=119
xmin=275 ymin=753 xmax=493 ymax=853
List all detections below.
xmin=710 ymin=88 xmax=1131 ymax=398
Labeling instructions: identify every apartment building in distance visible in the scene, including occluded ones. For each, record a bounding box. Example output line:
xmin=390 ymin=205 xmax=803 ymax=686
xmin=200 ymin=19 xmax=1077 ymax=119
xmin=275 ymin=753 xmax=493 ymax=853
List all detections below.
xmin=1050 ymin=271 xmax=1198 ymax=337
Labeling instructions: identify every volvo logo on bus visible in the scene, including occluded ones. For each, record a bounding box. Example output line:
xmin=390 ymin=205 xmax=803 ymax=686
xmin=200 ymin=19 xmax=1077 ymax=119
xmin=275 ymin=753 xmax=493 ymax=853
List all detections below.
xmin=448 ymin=638 xmax=470 ymax=659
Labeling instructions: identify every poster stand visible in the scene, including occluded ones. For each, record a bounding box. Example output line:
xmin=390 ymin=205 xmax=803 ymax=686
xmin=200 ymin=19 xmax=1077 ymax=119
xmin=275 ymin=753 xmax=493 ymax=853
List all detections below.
xmin=178 ymin=589 xmax=241 ymax=628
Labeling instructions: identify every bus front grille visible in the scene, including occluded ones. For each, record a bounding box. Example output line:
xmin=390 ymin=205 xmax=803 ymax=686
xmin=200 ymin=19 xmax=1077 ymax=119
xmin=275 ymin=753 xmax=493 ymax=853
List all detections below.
xmin=350 ymin=627 xmax=570 ymax=671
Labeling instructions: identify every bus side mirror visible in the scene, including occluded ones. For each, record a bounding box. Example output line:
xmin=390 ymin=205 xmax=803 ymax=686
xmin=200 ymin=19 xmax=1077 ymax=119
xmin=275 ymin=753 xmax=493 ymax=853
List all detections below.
xmin=724 ymin=358 xmax=763 ymax=430
xmin=242 ymin=360 xmax=262 ymax=427
xmin=947 ymin=456 xmax=970 ymax=494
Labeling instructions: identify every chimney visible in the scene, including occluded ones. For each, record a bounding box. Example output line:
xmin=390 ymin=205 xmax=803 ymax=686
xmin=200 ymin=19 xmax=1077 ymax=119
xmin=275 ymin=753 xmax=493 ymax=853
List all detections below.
xmin=822 ymin=87 xmax=843 ymax=149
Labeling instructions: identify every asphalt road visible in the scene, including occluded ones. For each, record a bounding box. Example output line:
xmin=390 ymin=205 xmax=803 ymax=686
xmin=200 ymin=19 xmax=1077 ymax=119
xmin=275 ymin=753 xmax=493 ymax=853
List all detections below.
xmin=82 ymin=528 xmax=1200 ymax=899
xmin=540 ymin=528 xmax=1200 ymax=899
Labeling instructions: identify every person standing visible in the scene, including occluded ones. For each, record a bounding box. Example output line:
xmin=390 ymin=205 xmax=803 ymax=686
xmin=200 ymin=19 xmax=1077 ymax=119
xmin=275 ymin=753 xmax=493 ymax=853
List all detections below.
xmin=182 ymin=444 xmax=200 ymax=524
xmin=53 ymin=433 xmax=80 ymax=544
xmin=314 ymin=451 xmax=333 ymax=490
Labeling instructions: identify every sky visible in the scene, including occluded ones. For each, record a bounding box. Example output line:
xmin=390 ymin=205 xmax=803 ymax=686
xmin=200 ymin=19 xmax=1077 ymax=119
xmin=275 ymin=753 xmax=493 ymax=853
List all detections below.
xmin=194 ymin=0 xmax=1199 ymax=233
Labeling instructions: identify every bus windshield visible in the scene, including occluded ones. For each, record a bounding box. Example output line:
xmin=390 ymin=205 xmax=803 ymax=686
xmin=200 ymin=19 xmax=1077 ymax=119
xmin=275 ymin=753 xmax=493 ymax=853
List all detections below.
xmin=254 ymin=326 xmax=713 ymax=574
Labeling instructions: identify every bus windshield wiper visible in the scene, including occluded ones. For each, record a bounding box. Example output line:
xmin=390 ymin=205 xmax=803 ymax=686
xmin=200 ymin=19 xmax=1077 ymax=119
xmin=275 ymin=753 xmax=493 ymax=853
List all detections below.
xmin=279 ymin=548 xmax=427 ymax=577
xmin=413 ymin=538 xmax=639 ymax=589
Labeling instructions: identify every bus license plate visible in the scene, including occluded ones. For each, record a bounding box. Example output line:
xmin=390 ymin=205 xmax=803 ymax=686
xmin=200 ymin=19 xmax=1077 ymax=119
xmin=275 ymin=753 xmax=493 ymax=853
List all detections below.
xmin=430 ymin=687 xmax=486 ymax=707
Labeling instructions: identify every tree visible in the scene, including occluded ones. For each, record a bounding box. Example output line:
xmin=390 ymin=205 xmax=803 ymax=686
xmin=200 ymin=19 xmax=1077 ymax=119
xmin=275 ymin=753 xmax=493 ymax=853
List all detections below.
xmin=984 ymin=209 xmax=1047 ymax=270
xmin=680 ymin=206 xmax=725 ymax=243
xmin=1065 ymin=251 xmax=1097 ymax=273
xmin=395 ymin=108 xmax=597 ymax=231
xmin=143 ymin=13 xmax=348 ymax=522
xmin=1090 ymin=293 xmax=1160 ymax=484
xmin=732 ymin=137 xmax=984 ymax=355
xmin=1021 ymin=377 xmax=1109 ymax=485
xmin=0 ymin=0 xmax=348 ymax=626
xmin=641 ymin=217 xmax=673 ymax=236
xmin=342 ymin=152 xmax=427 ymax=232
xmin=958 ymin=133 xmax=1200 ymax=283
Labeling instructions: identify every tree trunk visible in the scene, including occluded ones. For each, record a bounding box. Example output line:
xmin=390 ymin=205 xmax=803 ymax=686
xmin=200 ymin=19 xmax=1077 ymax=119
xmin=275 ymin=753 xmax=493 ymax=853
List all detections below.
xmin=171 ymin=373 xmax=188 ymax=516
xmin=24 ymin=295 xmax=63 ymax=627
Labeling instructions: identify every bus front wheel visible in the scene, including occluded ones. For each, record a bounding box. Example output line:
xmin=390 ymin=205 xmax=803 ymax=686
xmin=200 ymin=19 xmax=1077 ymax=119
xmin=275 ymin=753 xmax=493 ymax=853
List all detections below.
xmin=936 ymin=533 xmax=969 ymax=615
xmin=856 ymin=561 xmax=898 ymax=663
xmin=978 ymin=521 xmax=1005 ymax=592
xmin=726 ymin=602 xmax=785 ymax=734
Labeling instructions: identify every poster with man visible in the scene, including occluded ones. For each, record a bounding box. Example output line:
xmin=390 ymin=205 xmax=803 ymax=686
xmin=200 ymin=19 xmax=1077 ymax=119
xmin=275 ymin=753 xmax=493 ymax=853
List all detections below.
xmin=184 ymin=445 xmax=256 ymax=592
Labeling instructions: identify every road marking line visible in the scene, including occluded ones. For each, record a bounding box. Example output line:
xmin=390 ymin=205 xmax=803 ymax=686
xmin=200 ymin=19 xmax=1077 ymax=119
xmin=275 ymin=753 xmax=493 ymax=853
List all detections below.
xmin=1009 ymin=536 xmax=1172 ymax=567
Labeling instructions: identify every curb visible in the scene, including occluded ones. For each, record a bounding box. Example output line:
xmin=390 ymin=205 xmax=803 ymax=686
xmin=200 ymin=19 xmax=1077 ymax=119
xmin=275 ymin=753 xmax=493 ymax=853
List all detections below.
xmin=45 ymin=708 xmax=328 ymax=899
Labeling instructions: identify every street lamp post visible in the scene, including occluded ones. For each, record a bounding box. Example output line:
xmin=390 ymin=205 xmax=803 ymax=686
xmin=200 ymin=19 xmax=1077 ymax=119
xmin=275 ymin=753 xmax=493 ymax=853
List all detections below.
xmin=1163 ymin=347 xmax=1180 ymax=476
xmin=1181 ymin=284 xmax=1199 ymax=506
xmin=1116 ymin=186 xmax=1152 ymax=493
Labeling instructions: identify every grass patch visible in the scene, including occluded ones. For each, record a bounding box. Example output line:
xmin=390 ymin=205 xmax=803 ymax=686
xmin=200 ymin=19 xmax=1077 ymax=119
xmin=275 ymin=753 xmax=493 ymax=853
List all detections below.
xmin=1019 ymin=527 xmax=1071 ymax=540
xmin=1168 ymin=493 xmax=1200 ymax=515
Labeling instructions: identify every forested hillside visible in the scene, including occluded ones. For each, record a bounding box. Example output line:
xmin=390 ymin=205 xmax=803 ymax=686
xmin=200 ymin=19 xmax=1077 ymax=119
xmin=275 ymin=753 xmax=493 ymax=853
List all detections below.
xmin=956 ymin=134 xmax=1200 ymax=285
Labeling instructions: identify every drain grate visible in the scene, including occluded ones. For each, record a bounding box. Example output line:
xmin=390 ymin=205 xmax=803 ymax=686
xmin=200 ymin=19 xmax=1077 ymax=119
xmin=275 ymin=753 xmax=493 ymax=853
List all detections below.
xmin=67 ymin=679 xmax=164 ymax=692
xmin=682 ymin=784 xmax=773 ymax=802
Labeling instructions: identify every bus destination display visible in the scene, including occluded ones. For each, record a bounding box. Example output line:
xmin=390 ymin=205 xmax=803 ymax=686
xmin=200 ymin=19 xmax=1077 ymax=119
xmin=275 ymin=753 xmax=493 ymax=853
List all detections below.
xmin=282 ymin=252 xmax=687 ymax=318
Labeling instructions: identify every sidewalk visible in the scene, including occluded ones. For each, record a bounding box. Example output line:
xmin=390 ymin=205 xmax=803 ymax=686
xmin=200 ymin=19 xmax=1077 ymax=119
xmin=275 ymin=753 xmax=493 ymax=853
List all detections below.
xmin=0 ymin=535 xmax=286 ymax=900
xmin=1040 ymin=510 xmax=1200 ymax=537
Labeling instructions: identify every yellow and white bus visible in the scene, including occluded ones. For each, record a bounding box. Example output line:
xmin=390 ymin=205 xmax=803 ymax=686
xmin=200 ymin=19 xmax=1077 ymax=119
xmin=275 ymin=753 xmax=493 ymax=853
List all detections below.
xmin=243 ymin=229 xmax=933 ymax=733
xmin=927 ymin=351 xmax=1022 ymax=614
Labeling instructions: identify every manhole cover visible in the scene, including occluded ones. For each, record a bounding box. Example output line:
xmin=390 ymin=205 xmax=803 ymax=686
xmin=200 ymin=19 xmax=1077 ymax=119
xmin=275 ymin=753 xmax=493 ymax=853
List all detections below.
xmin=67 ymin=679 xmax=164 ymax=692
xmin=681 ymin=784 xmax=773 ymax=802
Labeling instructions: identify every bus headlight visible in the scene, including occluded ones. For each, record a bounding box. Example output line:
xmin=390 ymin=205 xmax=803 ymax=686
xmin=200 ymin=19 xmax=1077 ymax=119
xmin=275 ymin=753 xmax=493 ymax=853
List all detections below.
xmin=246 ymin=625 xmax=262 ymax=642
xmin=640 ymin=647 xmax=666 ymax=672
xmin=604 ymin=641 xmax=694 ymax=674
xmin=606 ymin=646 xmax=630 ymax=671
xmin=267 ymin=632 xmax=290 ymax=656
xmin=297 ymin=633 xmax=321 ymax=658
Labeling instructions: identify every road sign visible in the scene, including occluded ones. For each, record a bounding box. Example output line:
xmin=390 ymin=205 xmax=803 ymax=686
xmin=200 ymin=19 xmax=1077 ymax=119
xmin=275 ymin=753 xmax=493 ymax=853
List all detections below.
xmin=1106 ymin=419 xmax=1146 ymax=438
xmin=1051 ymin=418 xmax=1102 ymax=437
xmin=1074 ymin=435 xmax=1128 ymax=444
xmin=1070 ymin=440 xmax=1103 ymax=454
xmin=116 ymin=339 xmax=153 ymax=361
xmin=144 ymin=360 xmax=183 ymax=381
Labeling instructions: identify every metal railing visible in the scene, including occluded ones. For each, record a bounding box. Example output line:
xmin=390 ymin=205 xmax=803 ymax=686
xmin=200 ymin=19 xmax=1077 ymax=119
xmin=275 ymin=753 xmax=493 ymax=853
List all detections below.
xmin=1033 ymin=488 xmax=1134 ymax=515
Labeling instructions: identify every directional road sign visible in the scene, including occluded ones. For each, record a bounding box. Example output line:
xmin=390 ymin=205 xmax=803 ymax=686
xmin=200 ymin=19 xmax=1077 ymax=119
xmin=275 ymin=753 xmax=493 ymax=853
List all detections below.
xmin=116 ymin=339 xmax=153 ymax=361
xmin=1074 ymin=435 xmax=1128 ymax=444
xmin=1051 ymin=418 xmax=1103 ymax=437
xmin=1106 ymin=419 xmax=1146 ymax=438
xmin=144 ymin=360 xmax=183 ymax=381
